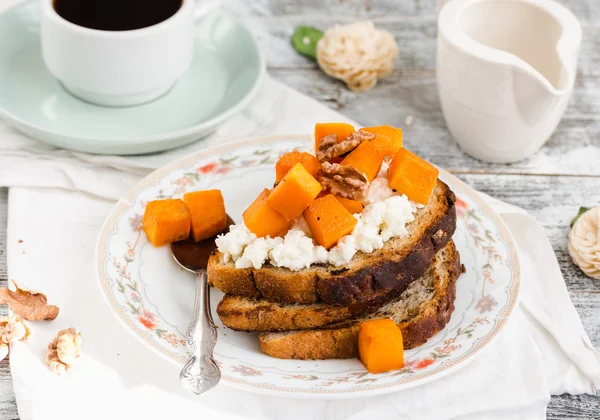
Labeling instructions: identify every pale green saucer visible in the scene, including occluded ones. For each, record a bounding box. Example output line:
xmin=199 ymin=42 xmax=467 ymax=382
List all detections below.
xmin=0 ymin=1 xmax=265 ymax=155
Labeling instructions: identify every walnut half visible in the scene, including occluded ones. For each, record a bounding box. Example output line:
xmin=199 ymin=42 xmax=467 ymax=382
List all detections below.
xmin=0 ymin=315 xmax=30 ymax=344
xmin=317 ymin=129 xmax=375 ymax=162
xmin=46 ymin=327 xmax=82 ymax=375
xmin=319 ymin=162 xmax=369 ymax=201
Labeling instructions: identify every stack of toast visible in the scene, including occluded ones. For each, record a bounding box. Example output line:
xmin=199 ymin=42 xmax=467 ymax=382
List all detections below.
xmin=208 ymin=179 xmax=461 ymax=360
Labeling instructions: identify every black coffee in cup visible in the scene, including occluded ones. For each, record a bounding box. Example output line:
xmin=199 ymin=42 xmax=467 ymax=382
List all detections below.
xmin=53 ymin=0 xmax=182 ymax=31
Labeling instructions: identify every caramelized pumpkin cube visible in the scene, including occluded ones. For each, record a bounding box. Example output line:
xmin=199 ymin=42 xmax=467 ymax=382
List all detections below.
xmin=183 ymin=189 xmax=227 ymax=242
xmin=336 ymin=197 xmax=363 ymax=214
xmin=388 ymin=149 xmax=439 ymax=205
xmin=142 ymin=199 xmax=191 ymax=247
xmin=303 ymin=194 xmax=357 ymax=249
xmin=363 ymin=125 xmax=404 ymax=158
xmin=243 ymin=189 xmax=289 ymax=238
xmin=314 ymin=122 xmax=355 ymax=151
xmin=275 ymin=151 xmax=320 ymax=183
xmin=341 ymin=140 xmax=383 ymax=182
xmin=358 ymin=318 xmax=404 ymax=374
xmin=267 ymin=163 xmax=322 ymax=220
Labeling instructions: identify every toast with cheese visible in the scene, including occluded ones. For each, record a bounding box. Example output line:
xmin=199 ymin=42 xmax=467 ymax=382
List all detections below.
xmin=208 ymin=179 xmax=456 ymax=306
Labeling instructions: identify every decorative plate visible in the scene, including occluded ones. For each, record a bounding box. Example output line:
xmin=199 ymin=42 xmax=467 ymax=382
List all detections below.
xmin=96 ymin=135 xmax=520 ymax=398
xmin=0 ymin=1 xmax=264 ymax=154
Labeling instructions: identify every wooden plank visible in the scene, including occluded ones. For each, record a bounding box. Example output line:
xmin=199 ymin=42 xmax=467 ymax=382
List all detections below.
xmin=244 ymin=14 xmax=600 ymax=75
xmin=0 ymin=188 xmax=18 ymax=420
xmin=548 ymin=394 xmax=600 ymax=419
xmin=269 ymin=68 xmax=600 ymax=177
xmin=250 ymin=0 xmax=440 ymax=18
xmin=244 ymin=0 xmax=600 ymax=23
xmin=231 ymin=0 xmax=600 ymax=180
xmin=270 ymin=67 xmax=600 ymax=122
xmin=267 ymin=68 xmax=600 ymax=122
xmin=0 ymin=358 xmax=17 ymax=420
xmin=455 ymin=174 xmax=600 ymax=293
xmin=246 ymin=16 xmax=442 ymax=70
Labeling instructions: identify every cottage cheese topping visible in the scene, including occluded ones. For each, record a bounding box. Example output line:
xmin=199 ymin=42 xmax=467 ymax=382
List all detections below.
xmin=215 ymin=224 xmax=257 ymax=263
xmin=216 ymin=164 xmax=420 ymax=270
xmin=235 ymin=236 xmax=282 ymax=269
xmin=363 ymin=177 xmax=397 ymax=206
xmin=271 ymin=230 xmax=329 ymax=270
xmin=328 ymin=194 xmax=416 ymax=264
xmin=291 ymin=215 xmax=313 ymax=238
xmin=327 ymin=236 xmax=357 ymax=266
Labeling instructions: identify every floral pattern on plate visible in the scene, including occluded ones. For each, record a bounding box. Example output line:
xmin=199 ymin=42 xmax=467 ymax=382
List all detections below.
xmin=96 ymin=135 xmax=519 ymax=398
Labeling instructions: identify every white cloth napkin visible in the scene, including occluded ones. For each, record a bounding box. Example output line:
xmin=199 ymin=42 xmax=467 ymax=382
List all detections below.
xmin=0 ymin=6 xmax=599 ymax=416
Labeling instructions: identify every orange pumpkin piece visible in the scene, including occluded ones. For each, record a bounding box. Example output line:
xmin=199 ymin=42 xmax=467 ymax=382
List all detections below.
xmin=303 ymin=194 xmax=357 ymax=249
xmin=275 ymin=151 xmax=320 ymax=183
xmin=336 ymin=196 xmax=363 ymax=214
xmin=243 ymin=189 xmax=289 ymax=238
xmin=358 ymin=318 xmax=405 ymax=374
xmin=183 ymin=190 xmax=227 ymax=242
xmin=362 ymin=125 xmax=404 ymax=158
xmin=388 ymin=148 xmax=439 ymax=205
xmin=314 ymin=122 xmax=355 ymax=151
xmin=267 ymin=163 xmax=322 ymax=221
xmin=341 ymin=140 xmax=383 ymax=182
xmin=142 ymin=199 xmax=191 ymax=247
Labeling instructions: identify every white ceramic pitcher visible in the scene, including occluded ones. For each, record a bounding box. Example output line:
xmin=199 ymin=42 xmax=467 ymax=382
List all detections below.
xmin=437 ymin=0 xmax=582 ymax=163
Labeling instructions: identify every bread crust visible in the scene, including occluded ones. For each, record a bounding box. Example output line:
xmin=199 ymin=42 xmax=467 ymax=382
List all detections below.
xmin=217 ymin=288 xmax=398 ymax=331
xmin=208 ymin=180 xmax=456 ymax=306
xmin=257 ymin=241 xmax=461 ymax=360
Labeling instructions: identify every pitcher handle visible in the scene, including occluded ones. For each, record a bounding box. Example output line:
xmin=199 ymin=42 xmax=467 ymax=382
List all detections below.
xmin=194 ymin=0 xmax=221 ymax=20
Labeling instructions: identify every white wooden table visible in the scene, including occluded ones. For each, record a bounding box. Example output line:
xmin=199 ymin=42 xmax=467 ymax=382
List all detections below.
xmin=1 ymin=0 xmax=600 ymax=418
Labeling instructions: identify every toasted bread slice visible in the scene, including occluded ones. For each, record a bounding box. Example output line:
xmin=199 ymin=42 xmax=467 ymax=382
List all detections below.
xmin=217 ymin=287 xmax=398 ymax=332
xmin=257 ymin=240 xmax=460 ymax=359
xmin=208 ymin=179 xmax=456 ymax=306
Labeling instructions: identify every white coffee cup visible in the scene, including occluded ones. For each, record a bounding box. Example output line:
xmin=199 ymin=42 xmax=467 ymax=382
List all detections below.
xmin=41 ymin=0 xmax=219 ymax=107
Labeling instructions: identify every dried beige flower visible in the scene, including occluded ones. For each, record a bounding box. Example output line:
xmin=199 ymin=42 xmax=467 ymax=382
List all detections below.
xmin=568 ymin=207 xmax=600 ymax=279
xmin=46 ymin=328 xmax=82 ymax=375
xmin=0 ymin=315 xmax=30 ymax=343
xmin=317 ymin=21 xmax=398 ymax=92
xmin=319 ymin=162 xmax=369 ymax=201
xmin=0 ymin=344 xmax=7 ymax=362
xmin=0 ymin=280 xmax=59 ymax=321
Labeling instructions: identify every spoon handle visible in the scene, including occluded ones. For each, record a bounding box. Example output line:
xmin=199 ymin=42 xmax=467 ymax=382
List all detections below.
xmin=179 ymin=269 xmax=221 ymax=394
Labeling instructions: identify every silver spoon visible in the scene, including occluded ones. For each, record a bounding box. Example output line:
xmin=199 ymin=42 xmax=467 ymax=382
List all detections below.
xmin=170 ymin=217 xmax=233 ymax=395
